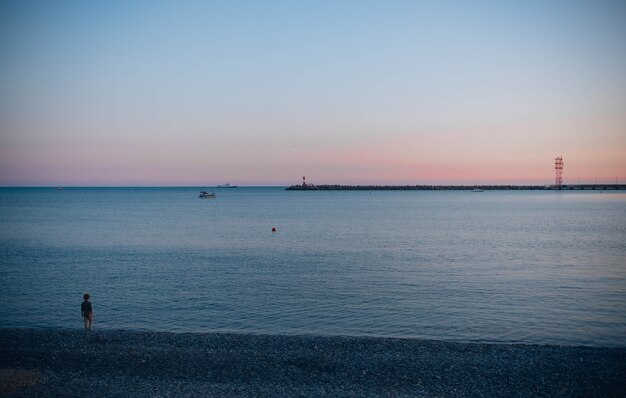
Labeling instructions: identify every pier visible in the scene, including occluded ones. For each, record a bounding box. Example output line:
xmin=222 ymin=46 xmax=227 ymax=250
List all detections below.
xmin=555 ymin=184 xmax=626 ymax=190
xmin=286 ymin=184 xmax=626 ymax=191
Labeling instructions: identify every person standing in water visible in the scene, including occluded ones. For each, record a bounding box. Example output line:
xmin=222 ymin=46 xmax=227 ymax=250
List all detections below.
xmin=81 ymin=293 xmax=93 ymax=330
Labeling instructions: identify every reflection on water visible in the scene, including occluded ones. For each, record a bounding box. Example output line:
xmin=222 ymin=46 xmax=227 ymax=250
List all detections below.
xmin=1 ymin=188 xmax=625 ymax=346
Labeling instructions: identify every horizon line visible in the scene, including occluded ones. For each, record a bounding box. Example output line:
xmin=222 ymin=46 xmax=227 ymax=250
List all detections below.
xmin=3 ymin=182 xmax=625 ymax=189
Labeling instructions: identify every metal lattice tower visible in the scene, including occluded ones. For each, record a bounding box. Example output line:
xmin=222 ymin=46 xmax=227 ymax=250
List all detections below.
xmin=555 ymin=156 xmax=564 ymax=187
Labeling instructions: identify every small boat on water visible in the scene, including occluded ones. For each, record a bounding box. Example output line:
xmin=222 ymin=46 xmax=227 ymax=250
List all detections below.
xmin=56 ymin=187 xmax=64 ymax=191
xmin=217 ymin=182 xmax=237 ymax=188
xmin=471 ymin=188 xmax=484 ymax=192
xmin=199 ymin=191 xmax=216 ymax=198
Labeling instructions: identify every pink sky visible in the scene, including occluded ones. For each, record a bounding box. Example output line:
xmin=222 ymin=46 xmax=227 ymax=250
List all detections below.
xmin=1 ymin=1 xmax=625 ymax=186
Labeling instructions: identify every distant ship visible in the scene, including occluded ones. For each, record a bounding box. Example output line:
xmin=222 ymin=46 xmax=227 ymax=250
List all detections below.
xmin=199 ymin=191 xmax=216 ymax=198
xmin=217 ymin=182 xmax=237 ymax=188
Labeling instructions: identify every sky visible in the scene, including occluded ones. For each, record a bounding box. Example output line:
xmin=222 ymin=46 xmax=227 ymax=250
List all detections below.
xmin=1 ymin=0 xmax=625 ymax=186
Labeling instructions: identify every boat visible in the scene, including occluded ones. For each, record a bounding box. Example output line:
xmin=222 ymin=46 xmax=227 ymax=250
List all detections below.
xmin=199 ymin=191 xmax=216 ymax=198
xmin=217 ymin=182 xmax=237 ymax=188
xmin=471 ymin=188 xmax=484 ymax=192
xmin=56 ymin=187 xmax=64 ymax=190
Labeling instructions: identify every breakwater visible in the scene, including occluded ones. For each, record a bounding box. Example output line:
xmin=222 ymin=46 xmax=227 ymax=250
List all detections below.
xmin=286 ymin=184 xmax=626 ymax=191
xmin=287 ymin=184 xmax=543 ymax=191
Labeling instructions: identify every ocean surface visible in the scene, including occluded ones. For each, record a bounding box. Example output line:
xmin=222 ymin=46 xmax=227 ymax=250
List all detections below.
xmin=1 ymin=187 xmax=625 ymax=346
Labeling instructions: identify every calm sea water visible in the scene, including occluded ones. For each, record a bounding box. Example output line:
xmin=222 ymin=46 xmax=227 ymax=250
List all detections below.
xmin=1 ymin=187 xmax=625 ymax=346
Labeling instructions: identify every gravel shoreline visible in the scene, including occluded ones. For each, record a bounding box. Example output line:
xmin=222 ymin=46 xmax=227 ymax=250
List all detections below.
xmin=1 ymin=328 xmax=625 ymax=397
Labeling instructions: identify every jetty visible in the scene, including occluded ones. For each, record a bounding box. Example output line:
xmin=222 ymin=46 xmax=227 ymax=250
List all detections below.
xmin=286 ymin=184 xmax=626 ymax=191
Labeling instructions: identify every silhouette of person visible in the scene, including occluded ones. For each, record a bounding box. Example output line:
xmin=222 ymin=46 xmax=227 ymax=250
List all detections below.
xmin=81 ymin=293 xmax=93 ymax=330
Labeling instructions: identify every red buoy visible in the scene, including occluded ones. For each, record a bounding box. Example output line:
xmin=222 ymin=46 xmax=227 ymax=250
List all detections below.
xmin=272 ymin=227 xmax=276 ymax=232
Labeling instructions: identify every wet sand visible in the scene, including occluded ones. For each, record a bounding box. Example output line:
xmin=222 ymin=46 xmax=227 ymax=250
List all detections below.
xmin=1 ymin=328 xmax=625 ymax=397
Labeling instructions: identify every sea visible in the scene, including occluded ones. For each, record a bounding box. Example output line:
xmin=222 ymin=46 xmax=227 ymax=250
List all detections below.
xmin=1 ymin=187 xmax=625 ymax=346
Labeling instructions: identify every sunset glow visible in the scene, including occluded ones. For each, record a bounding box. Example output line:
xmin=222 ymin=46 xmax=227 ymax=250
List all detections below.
xmin=1 ymin=1 xmax=625 ymax=186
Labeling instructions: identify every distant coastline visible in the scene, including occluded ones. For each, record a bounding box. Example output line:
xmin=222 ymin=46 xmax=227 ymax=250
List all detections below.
xmin=286 ymin=184 xmax=626 ymax=191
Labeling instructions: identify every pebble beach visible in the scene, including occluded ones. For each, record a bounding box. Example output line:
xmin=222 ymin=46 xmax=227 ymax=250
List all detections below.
xmin=1 ymin=328 xmax=625 ymax=397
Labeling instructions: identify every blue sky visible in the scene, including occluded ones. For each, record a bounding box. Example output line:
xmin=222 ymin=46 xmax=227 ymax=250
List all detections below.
xmin=1 ymin=0 xmax=625 ymax=186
